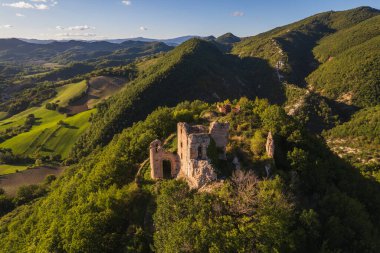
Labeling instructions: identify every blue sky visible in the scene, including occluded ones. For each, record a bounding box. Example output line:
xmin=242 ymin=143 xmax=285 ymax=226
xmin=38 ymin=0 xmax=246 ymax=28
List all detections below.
xmin=0 ymin=0 xmax=379 ymax=40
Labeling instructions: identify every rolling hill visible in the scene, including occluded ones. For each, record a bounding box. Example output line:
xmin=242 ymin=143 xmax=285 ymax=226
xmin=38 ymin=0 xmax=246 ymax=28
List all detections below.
xmin=313 ymin=15 xmax=380 ymax=62
xmin=1 ymin=99 xmax=380 ymax=252
xmin=70 ymin=38 xmax=282 ymax=159
xmin=0 ymin=39 xmax=172 ymax=65
xmin=324 ymin=105 xmax=380 ymax=165
xmin=0 ymin=81 xmax=96 ymax=159
xmin=0 ymin=6 xmax=379 ymax=253
xmin=307 ymin=16 xmax=380 ymax=107
xmin=232 ymin=6 xmax=380 ymax=87
xmin=216 ymin=33 xmax=241 ymax=44
xmin=68 ymin=6 xmax=380 ymax=161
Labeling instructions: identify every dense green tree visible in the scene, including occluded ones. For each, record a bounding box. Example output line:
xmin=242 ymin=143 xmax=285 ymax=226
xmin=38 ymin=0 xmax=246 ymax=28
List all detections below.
xmin=251 ymin=130 xmax=267 ymax=157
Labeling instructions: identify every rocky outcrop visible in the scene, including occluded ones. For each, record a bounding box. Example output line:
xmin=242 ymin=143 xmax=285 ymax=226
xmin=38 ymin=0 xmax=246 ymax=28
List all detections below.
xmin=180 ymin=160 xmax=217 ymax=189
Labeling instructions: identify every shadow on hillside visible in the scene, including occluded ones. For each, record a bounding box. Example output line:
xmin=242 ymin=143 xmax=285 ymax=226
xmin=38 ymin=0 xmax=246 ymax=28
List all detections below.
xmin=304 ymin=93 xmax=360 ymax=133
xmin=64 ymin=124 xmax=79 ymax=129
xmin=326 ymin=97 xmax=360 ymax=122
xmin=238 ymin=56 xmax=286 ymax=105
xmin=73 ymin=44 xmax=287 ymax=158
xmin=276 ymin=24 xmax=335 ymax=87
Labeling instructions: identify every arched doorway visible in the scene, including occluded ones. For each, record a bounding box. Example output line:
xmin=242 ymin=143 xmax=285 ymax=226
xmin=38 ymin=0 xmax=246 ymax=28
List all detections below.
xmin=162 ymin=160 xmax=172 ymax=179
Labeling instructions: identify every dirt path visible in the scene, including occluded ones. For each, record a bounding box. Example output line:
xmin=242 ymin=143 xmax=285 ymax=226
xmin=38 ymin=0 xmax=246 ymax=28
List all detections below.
xmin=0 ymin=166 xmax=65 ymax=196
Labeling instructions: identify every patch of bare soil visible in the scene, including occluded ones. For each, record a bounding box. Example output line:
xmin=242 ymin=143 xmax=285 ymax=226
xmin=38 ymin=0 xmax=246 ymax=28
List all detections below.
xmin=286 ymin=90 xmax=310 ymax=116
xmin=0 ymin=166 xmax=65 ymax=196
xmin=337 ymin=91 xmax=353 ymax=105
xmin=67 ymin=76 xmax=127 ymax=115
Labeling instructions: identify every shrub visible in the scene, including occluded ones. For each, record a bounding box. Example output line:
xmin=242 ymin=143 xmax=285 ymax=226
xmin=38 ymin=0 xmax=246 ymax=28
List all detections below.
xmin=251 ymin=130 xmax=267 ymax=157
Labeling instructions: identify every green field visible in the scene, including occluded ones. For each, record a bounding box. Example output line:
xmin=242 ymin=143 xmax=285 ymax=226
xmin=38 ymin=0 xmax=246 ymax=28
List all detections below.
xmin=0 ymin=106 xmax=63 ymax=132
xmin=0 ymin=81 xmax=95 ymax=158
xmin=0 ymin=164 xmax=28 ymax=175
xmin=0 ymin=109 xmax=95 ymax=158
xmin=51 ymin=80 xmax=87 ymax=107
xmin=0 ymin=112 xmax=7 ymax=120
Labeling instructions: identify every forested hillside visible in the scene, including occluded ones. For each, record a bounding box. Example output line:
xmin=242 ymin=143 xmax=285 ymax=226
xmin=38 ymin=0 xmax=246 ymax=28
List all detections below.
xmin=0 ymin=39 xmax=172 ymax=65
xmin=308 ymin=36 xmax=379 ymax=107
xmin=232 ymin=6 xmax=379 ymax=87
xmin=231 ymin=6 xmax=379 ymax=142
xmin=323 ymin=105 xmax=380 ymax=169
xmin=71 ymin=39 xmax=281 ymax=159
xmin=1 ymin=99 xmax=379 ymax=252
xmin=0 ymin=6 xmax=379 ymax=253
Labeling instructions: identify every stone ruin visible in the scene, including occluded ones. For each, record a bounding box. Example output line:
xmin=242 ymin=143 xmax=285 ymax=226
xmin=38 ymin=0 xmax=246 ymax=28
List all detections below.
xmin=149 ymin=140 xmax=180 ymax=179
xmin=265 ymin=132 xmax=275 ymax=177
xmin=266 ymin=132 xmax=275 ymax=158
xmin=149 ymin=122 xmax=229 ymax=189
xmin=217 ymin=103 xmax=240 ymax=115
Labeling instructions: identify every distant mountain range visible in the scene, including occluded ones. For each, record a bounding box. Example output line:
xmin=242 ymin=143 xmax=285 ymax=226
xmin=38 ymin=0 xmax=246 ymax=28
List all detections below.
xmin=0 ymin=33 xmax=241 ymax=69
xmin=0 ymin=38 xmax=173 ymax=66
xmin=19 ymin=35 xmax=219 ymax=46
xmin=1 ymin=7 xmax=380 ymax=253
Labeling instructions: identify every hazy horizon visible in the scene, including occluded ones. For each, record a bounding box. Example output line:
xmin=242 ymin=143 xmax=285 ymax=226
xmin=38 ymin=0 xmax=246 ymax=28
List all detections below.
xmin=0 ymin=0 xmax=379 ymax=40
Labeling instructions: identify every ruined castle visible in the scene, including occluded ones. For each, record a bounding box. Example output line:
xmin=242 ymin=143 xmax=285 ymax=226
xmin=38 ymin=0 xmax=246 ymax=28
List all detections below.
xmin=149 ymin=122 xmax=229 ymax=188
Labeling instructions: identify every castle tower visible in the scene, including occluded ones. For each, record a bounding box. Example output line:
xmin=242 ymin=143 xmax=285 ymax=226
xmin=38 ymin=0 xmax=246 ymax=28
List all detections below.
xmin=266 ymin=132 xmax=275 ymax=158
xmin=150 ymin=140 xmax=163 ymax=179
xmin=177 ymin=123 xmax=189 ymax=175
xmin=150 ymin=121 xmax=229 ymax=188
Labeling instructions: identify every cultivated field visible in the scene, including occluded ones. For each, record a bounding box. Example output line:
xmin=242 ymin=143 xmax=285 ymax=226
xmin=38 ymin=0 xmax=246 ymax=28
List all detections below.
xmin=0 ymin=81 xmax=97 ymax=158
xmin=67 ymin=76 xmax=126 ymax=115
xmin=0 ymin=166 xmax=65 ymax=196
xmin=0 ymin=109 xmax=95 ymax=158
xmin=0 ymin=164 xmax=29 ymax=176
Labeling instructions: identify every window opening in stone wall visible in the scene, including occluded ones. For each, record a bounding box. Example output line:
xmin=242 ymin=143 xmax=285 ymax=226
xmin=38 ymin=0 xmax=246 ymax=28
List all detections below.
xmin=198 ymin=146 xmax=203 ymax=159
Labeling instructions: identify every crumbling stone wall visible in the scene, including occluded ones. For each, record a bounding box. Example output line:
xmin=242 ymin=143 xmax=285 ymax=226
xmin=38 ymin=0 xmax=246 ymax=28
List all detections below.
xmin=217 ymin=103 xmax=241 ymax=114
xmin=209 ymin=122 xmax=229 ymax=159
xmin=266 ymin=132 xmax=275 ymax=158
xmin=149 ymin=140 xmax=180 ymax=179
xmin=150 ymin=121 xmax=229 ymax=188
xmin=177 ymin=123 xmax=211 ymax=178
xmin=217 ymin=104 xmax=232 ymax=114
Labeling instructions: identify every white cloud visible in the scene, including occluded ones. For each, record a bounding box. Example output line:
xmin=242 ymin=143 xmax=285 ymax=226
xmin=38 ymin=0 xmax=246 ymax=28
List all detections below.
xmin=122 ymin=0 xmax=131 ymax=6
xmin=2 ymin=0 xmax=57 ymax=10
xmin=35 ymin=3 xmax=49 ymax=10
xmin=56 ymin=33 xmax=97 ymax=38
xmin=16 ymin=13 xmax=25 ymax=17
xmin=0 ymin=24 xmax=13 ymax=29
xmin=2 ymin=2 xmax=34 ymax=9
xmin=56 ymin=25 xmax=95 ymax=31
xmin=232 ymin=11 xmax=245 ymax=17
xmin=139 ymin=26 xmax=148 ymax=31
xmin=68 ymin=25 xmax=95 ymax=31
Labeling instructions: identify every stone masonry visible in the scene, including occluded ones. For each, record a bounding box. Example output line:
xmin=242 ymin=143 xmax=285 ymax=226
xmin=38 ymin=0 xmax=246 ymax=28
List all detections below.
xmin=150 ymin=122 xmax=229 ymax=189
xmin=149 ymin=140 xmax=180 ymax=179
xmin=266 ymin=131 xmax=275 ymax=158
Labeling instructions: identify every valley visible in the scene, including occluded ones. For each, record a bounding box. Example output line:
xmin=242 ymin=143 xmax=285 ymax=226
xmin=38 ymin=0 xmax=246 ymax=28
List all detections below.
xmin=0 ymin=5 xmax=379 ymax=253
